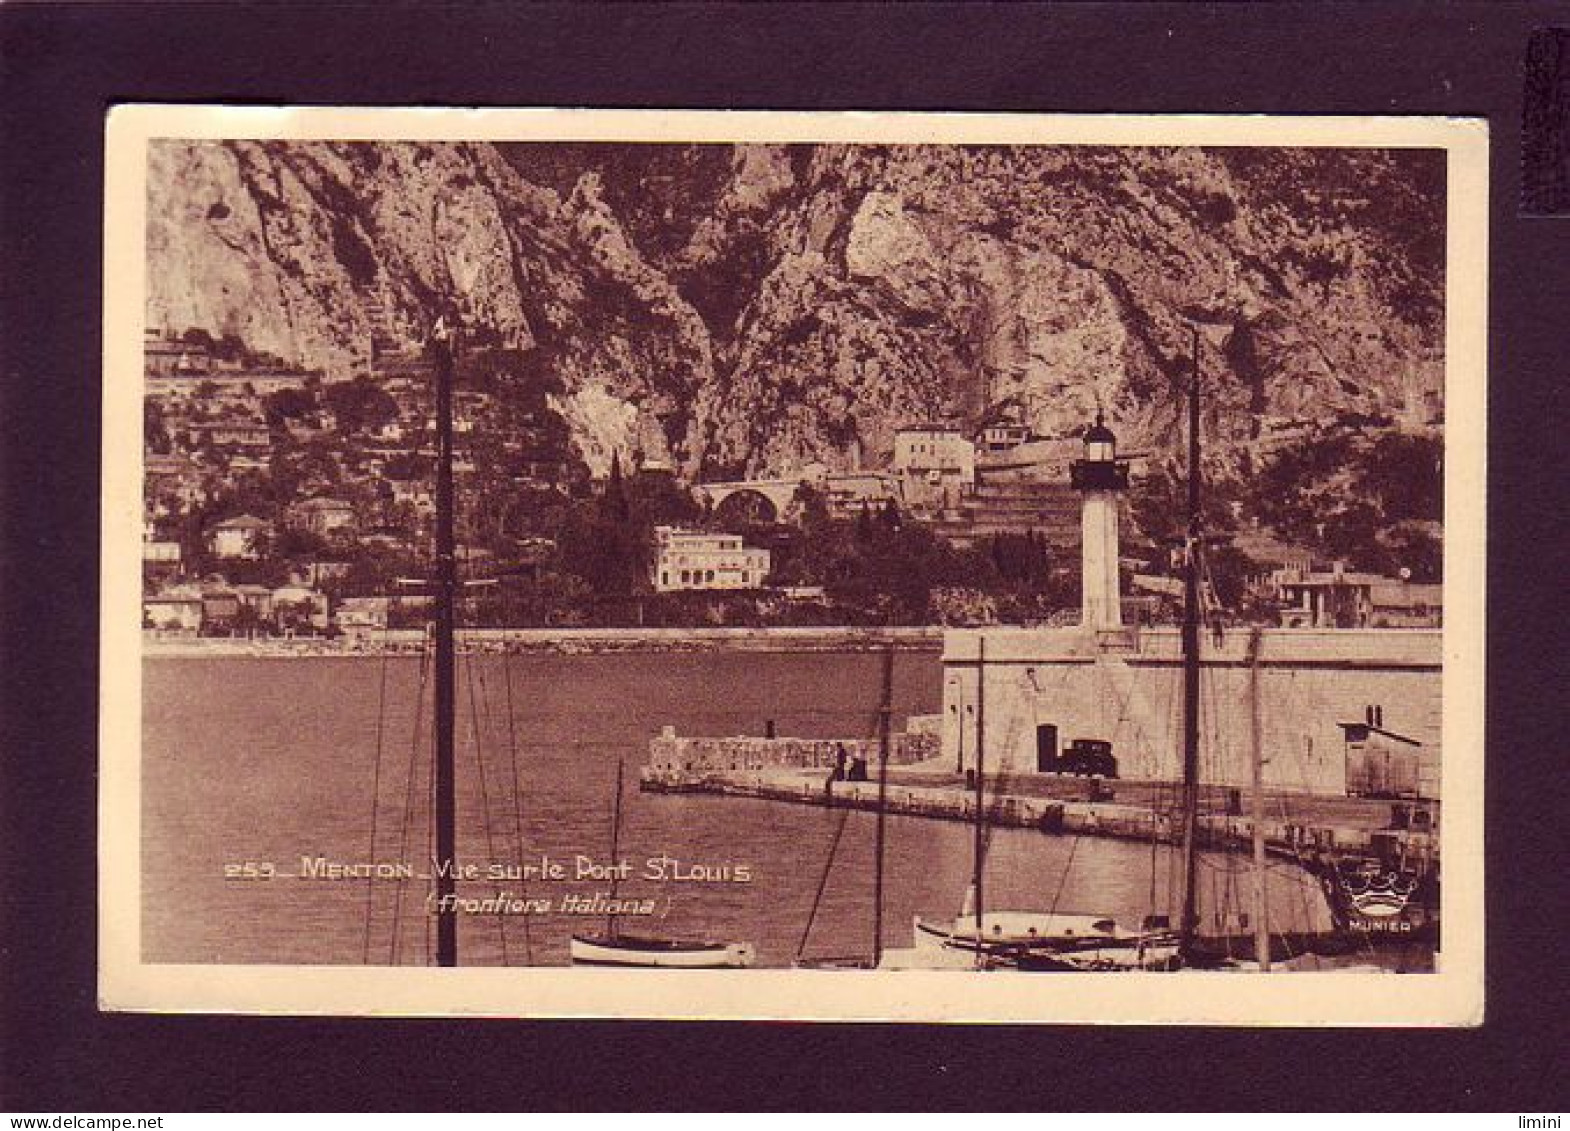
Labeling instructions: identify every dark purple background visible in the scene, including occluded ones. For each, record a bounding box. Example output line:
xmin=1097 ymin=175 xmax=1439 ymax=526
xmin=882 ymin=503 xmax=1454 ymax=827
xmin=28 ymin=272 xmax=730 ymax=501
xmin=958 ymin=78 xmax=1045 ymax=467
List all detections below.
xmin=2 ymin=1 xmax=1564 ymax=1112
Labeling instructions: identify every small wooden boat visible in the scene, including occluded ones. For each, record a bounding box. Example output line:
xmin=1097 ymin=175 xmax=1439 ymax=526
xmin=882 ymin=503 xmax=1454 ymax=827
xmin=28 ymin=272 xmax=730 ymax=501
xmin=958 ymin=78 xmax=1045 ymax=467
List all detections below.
xmin=569 ymin=932 xmax=756 ymax=968
xmin=568 ymin=760 xmax=755 ymax=969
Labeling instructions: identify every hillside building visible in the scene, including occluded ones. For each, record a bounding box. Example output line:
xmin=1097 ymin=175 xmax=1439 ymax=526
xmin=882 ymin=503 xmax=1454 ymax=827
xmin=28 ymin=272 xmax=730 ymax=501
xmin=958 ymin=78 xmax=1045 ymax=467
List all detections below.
xmin=143 ymin=329 xmax=212 ymax=377
xmin=1270 ymin=563 xmax=1442 ymax=629
xmin=821 ymin=472 xmax=901 ymax=520
xmin=891 ymin=426 xmax=975 ymax=512
xmin=208 ymin=514 xmax=271 ymax=559
xmin=651 ymin=527 xmax=770 ymax=592
xmin=290 ymin=496 xmax=357 ymax=538
xmin=143 ymin=586 xmax=204 ymax=634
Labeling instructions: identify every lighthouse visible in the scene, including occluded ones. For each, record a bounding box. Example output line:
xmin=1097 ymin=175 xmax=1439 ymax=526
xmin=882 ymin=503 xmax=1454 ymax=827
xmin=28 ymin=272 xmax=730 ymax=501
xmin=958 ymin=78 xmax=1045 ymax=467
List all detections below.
xmin=1070 ymin=412 xmax=1130 ymax=629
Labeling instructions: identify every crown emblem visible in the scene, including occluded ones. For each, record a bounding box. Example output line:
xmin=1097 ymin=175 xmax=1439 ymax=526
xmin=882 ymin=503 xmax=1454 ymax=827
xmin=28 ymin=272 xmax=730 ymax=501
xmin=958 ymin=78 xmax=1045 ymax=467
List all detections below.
xmin=1338 ymin=865 xmax=1419 ymax=918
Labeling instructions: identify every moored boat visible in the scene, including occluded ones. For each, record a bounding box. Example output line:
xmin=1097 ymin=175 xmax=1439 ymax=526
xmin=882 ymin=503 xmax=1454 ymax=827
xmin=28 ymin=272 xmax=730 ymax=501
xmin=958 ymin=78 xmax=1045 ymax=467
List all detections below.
xmin=914 ymin=908 xmax=1182 ymax=971
xmin=891 ymin=334 xmax=1312 ymax=976
xmin=569 ymin=932 xmax=756 ymax=968
xmin=569 ymin=757 xmax=756 ymax=968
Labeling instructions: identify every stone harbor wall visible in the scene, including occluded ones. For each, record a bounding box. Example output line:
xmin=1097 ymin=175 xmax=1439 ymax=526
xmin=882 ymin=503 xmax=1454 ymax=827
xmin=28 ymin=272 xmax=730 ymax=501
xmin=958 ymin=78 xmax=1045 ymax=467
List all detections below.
xmin=648 ymin=722 xmax=937 ymax=775
xmin=940 ymin=627 xmax=1443 ymax=798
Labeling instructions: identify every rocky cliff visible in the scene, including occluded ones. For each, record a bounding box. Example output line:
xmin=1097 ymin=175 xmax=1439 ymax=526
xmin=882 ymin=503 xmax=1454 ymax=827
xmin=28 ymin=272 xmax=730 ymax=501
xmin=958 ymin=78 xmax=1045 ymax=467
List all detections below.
xmin=146 ymin=139 xmax=1444 ymax=478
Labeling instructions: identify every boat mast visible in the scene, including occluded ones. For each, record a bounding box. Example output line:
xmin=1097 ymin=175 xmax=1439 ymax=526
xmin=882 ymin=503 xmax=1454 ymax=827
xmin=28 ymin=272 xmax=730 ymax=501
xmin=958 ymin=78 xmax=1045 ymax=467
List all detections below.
xmin=1178 ymin=325 xmax=1202 ymax=964
xmin=1248 ymin=625 xmax=1271 ymax=971
xmin=872 ymin=640 xmax=894 ymax=967
xmin=973 ymin=635 xmax=986 ymax=967
xmin=606 ymin=758 xmax=626 ymax=942
xmin=432 ymin=319 xmax=459 ymax=968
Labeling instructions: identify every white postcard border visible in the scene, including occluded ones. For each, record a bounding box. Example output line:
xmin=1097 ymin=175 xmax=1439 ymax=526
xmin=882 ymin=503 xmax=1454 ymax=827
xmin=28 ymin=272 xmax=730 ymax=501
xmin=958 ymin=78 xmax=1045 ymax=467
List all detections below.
xmin=101 ymin=105 xmax=1488 ymax=1024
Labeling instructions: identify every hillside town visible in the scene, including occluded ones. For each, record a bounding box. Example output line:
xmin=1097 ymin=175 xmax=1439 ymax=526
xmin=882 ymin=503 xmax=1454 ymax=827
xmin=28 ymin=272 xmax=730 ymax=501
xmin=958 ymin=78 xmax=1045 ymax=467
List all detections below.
xmin=141 ymin=323 xmax=1443 ymax=642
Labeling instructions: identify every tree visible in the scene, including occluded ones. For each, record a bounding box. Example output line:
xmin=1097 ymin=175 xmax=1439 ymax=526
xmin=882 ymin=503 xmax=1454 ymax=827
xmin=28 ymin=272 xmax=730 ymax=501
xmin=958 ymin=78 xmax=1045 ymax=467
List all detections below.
xmin=556 ymin=464 xmax=654 ymax=598
xmin=1203 ymin=540 xmax=1264 ymax=618
xmin=273 ymin=526 xmax=327 ymax=561
xmin=604 ymin=452 xmax=629 ymax=522
xmin=1377 ymin=522 xmax=1442 ymax=583
xmin=854 ymin=502 xmax=875 ymax=544
xmin=232 ymin=602 xmax=266 ymax=638
xmin=274 ymin=599 xmax=319 ymax=635
xmin=263 ymin=387 xmax=318 ymax=426
xmin=144 ymin=400 xmax=171 ymax=454
xmin=630 ymin=470 xmax=702 ymax=527
xmin=324 ymin=377 xmax=398 ymax=435
xmin=1359 ymin=433 xmax=1442 ymax=523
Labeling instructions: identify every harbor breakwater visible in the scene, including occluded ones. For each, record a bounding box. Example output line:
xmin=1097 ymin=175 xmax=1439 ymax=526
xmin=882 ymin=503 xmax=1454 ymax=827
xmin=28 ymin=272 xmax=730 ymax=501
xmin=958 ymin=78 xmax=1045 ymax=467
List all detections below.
xmin=647 ymin=716 xmax=943 ymax=774
xmin=641 ymin=728 xmax=1441 ymax=867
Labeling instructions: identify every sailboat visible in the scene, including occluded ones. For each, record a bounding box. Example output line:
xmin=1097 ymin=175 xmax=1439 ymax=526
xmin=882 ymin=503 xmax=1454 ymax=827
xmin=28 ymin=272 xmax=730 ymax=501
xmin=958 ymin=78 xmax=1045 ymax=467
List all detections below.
xmin=415 ymin=322 xmax=753 ymax=970
xmin=903 ymin=632 xmax=1180 ymax=972
xmin=568 ymin=933 xmax=757 ymax=969
xmin=912 ymin=327 xmax=1285 ymax=974
xmin=793 ymin=640 xmax=897 ymax=969
xmin=359 ymin=319 xmax=484 ymax=968
xmin=569 ymin=752 xmax=756 ymax=969
xmin=430 ymin=317 xmax=462 ymax=967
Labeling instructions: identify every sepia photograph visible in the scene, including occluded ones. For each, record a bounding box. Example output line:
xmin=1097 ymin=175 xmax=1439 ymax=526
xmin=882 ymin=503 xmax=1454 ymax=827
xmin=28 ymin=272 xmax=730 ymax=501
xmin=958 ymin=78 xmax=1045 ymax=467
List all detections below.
xmin=98 ymin=107 xmax=1487 ymax=1023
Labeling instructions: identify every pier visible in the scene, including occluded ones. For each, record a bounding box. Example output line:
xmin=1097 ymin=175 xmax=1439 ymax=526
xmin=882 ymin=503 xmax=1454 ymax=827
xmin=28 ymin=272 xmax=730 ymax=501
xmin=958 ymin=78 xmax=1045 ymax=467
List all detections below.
xmin=641 ymin=729 xmax=1441 ymax=867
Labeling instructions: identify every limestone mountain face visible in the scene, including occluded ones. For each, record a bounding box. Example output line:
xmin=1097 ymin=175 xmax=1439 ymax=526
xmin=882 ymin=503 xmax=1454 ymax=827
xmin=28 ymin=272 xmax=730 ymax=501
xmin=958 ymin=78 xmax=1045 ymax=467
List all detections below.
xmin=146 ymin=139 xmax=1444 ymax=479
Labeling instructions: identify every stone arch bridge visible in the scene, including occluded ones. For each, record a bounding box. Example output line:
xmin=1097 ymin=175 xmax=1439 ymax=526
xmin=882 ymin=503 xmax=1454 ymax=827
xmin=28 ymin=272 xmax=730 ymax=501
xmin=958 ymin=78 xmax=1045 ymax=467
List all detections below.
xmin=695 ymin=479 xmax=806 ymax=525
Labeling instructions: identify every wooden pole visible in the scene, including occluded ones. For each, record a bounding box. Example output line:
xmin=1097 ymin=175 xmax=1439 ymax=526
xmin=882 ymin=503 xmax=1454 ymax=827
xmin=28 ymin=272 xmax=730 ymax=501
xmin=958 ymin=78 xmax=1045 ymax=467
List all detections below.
xmin=1249 ymin=626 xmax=1271 ymax=971
xmin=872 ymin=641 xmax=894 ymax=967
xmin=607 ymin=757 xmax=625 ymax=941
xmin=432 ymin=325 xmax=458 ymax=968
xmin=973 ymin=636 xmax=986 ymax=967
xmin=1179 ymin=325 xmax=1202 ymax=965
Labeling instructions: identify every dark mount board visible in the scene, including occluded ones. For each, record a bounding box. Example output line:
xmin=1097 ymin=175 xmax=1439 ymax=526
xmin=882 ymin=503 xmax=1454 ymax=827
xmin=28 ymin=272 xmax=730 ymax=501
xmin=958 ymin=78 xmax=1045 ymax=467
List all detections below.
xmin=1 ymin=0 xmax=1563 ymax=1113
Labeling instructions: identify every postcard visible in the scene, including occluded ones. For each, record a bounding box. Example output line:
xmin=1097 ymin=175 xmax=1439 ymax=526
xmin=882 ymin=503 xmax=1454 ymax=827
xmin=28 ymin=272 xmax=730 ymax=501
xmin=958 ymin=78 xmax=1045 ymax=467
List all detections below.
xmin=100 ymin=106 xmax=1486 ymax=1023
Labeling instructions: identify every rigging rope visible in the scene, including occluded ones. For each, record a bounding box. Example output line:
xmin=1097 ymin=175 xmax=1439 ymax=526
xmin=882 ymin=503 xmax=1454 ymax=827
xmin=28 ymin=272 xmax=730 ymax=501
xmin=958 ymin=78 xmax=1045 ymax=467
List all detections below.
xmin=463 ymin=647 xmax=509 ymax=965
xmin=1025 ymin=657 xmax=1136 ymax=918
xmin=425 ymin=686 xmax=436 ymax=966
xmin=466 ymin=650 xmax=507 ymax=955
xmin=361 ymin=631 xmax=393 ymax=965
xmin=1199 ymin=644 xmax=1243 ymax=935
xmin=500 ymin=649 xmax=533 ymax=963
xmin=796 ymin=648 xmax=894 ymax=962
xmin=1154 ymin=662 xmax=1181 ymax=922
xmin=1275 ymin=717 xmax=1366 ymax=956
xmin=389 ymin=642 xmax=431 ymax=965
xmin=796 ymin=804 xmax=853 ymax=962
xmin=1044 ymin=829 xmax=1081 ymax=920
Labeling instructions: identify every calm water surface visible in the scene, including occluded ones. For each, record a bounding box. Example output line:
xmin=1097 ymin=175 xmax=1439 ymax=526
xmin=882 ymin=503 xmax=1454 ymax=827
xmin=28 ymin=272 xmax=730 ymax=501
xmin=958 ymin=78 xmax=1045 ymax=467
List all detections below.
xmin=143 ymin=651 xmax=1330 ymax=967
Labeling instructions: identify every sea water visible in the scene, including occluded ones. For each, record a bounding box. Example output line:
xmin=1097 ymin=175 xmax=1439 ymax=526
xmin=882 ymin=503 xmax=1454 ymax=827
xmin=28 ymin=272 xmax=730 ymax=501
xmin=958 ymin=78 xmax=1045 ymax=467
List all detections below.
xmin=142 ymin=651 xmax=1333 ymax=968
